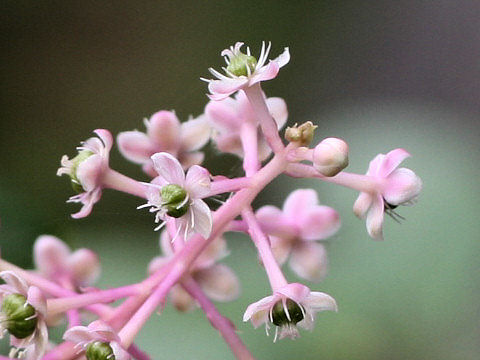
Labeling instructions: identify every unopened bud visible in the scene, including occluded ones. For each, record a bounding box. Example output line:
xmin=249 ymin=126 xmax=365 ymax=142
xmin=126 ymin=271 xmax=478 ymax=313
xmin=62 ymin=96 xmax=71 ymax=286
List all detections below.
xmin=85 ymin=341 xmax=115 ymax=360
xmin=313 ymin=137 xmax=349 ymax=177
xmin=1 ymin=294 xmax=37 ymax=339
xmin=226 ymin=52 xmax=257 ymax=77
xmin=161 ymin=184 xmax=189 ymax=218
xmin=285 ymin=122 xmax=317 ymax=146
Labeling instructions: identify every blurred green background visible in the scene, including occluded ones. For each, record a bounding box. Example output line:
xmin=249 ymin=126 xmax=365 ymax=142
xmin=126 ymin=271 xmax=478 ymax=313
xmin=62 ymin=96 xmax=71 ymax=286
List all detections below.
xmin=1 ymin=1 xmax=479 ymax=359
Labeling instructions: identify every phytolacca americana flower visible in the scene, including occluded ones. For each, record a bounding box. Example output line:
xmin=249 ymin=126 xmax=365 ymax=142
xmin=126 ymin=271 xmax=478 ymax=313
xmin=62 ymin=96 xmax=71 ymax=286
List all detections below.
xmin=149 ymin=231 xmax=239 ymax=312
xmin=203 ymin=42 xmax=290 ymax=100
xmin=117 ymin=111 xmax=211 ymax=176
xmin=256 ymin=189 xmax=340 ymax=281
xmin=63 ymin=320 xmax=129 ymax=360
xmin=0 ymin=271 xmax=48 ymax=360
xmin=353 ymin=148 xmax=422 ymax=241
xmin=33 ymin=235 xmax=100 ymax=288
xmin=57 ymin=129 xmax=113 ymax=219
xmin=205 ymin=91 xmax=288 ymax=161
xmin=138 ymin=152 xmax=212 ymax=239
xmin=243 ymin=283 xmax=337 ymax=341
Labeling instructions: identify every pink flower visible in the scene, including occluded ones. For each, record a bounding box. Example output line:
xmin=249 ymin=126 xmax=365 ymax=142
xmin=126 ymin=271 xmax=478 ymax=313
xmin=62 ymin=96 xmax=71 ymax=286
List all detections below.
xmin=63 ymin=320 xmax=130 ymax=360
xmin=33 ymin=235 xmax=100 ymax=288
xmin=205 ymin=91 xmax=288 ymax=161
xmin=138 ymin=152 xmax=212 ymax=239
xmin=353 ymin=149 xmax=423 ymax=241
xmin=256 ymin=189 xmax=340 ymax=281
xmin=117 ymin=111 xmax=211 ymax=176
xmin=57 ymin=129 xmax=113 ymax=219
xmin=243 ymin=283 xmax=337 ymax=341
xmin=0 ymin=271 xmax=48 ymax=360
xmin=148 ymin=231 xmax=240 ymax=312
xmin=203 ymin=42 xmax=290 ymax=101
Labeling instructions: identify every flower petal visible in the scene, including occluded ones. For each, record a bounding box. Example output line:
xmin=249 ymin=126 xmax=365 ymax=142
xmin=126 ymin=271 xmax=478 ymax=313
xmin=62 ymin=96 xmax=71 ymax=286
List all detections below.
xmin=146 ymin=110 xmax=181 ymax=150
xmin=353 ymin=192 xmax=373 ymax=219
xmin=33 ymin=235 xmax=70 ymax=278
xmin=273 ymin=47 xmax=290 ymax=68
xmin=0 ymin=271 xmax=29 ymax=295
xmin=208 ymin=78 xmax=248 ymax=99
xmin=170 ymin=285 xmax=195 ymax=312
xmin=76 ymin=154 xmax=103 ymax=192
xmin=117 ymin=131 xmax=155 ymax=164
xmin=195 ymin=264 xmax=240 ymax=302
xmin=266 ymin=97 xmax=288 ymax=130
xmin=63 ymin=325 xmax=97 ymax=343
xmin=180 ymin=115 xmax=211 ymax=152
xmin=366 ymin=194 xmax=385 ymax=241
xmin=110 ymin=341 xmax=131 ymax=360
xmin=68 ymin=248 xmax=101 ymax=286
xmin=205 ymin=97 xmax=241 ymax=132
xmin=383 ymin=168 xmax=422 ymax=205
xmin=304 ymin=291 xmax=338 ymax=312
xmin=283 ymin=189 xmax=319 ymax=220
xmin=243 ymin=295 xmax=275 ymax=323
xmin=377 ymin=148 xmax=411 ymax=177
xmin=275 ymin=283 xmax=311 ymax=304
xmin=189 ymin=200 xmax=212 ymax=239
xmin=250 ymin=61 xmax=279 ymax=85
xmin=151 ymin=152 xmax=185 ymax=185
xmin=289 ymin=243 xmax=328 ymax=282
xmin=255 ymin=205 xmax=284 ymax=234
xmin=185 ymin=165 xmax=211 ymax=199
xmin=298 ymin=205 xmax=340 ymax=241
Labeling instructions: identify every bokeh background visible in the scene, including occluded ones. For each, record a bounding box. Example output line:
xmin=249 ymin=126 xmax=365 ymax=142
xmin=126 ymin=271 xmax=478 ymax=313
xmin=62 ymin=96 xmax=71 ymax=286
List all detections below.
xmin=1 ymin=1 xmax=479 ymax=359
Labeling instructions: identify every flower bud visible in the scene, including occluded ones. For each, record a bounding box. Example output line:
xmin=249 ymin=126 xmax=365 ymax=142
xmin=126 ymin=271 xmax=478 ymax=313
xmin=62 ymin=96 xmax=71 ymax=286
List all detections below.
xmin=226 ymin=52 xmax=258 ymax=77
xmin=1 ymin=294 xmax=37 ymax=339
xmin=271 ymin=299 xmax=304 ymax=327
xmin=85 ymin=341 xmax=114 ymax=360
xmin=161 ymin=184 xmax=189 ymax=218
xmin=313 ymin=137 xmax=349 ymax=177
xmin=285 ymin=122 xmax=317 ymax=146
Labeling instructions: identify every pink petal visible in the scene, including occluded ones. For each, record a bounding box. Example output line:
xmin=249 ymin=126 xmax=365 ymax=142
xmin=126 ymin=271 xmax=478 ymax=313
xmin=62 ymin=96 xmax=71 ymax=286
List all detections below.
xmin=366 ymin=194 xmax=385 ymax=241
xmin=257 ymin=137 xmax=273 ymax=161
xmin=180 ymin=115 xmax=211 ymax=152
xmin=146 ymin=110 xmax=181 ymax=150
xmin=270 ymin=236 xmax=292 ymax=265
xmin=151 ymin=152 xmax=185 ymax=185
xmin=68 ymin=248 xmax=101 ymax=286
xmin=377 ymin=148 xmax=411 ymax=177
xmin=195 ymin=264 xmax=240 ymax=302
xmin=87 ymin=320 xmax=119 ymax=342
xmin=304 ymin=291 xmax=338 ymax=312
xmin=117 ymin=131 xmax=155 ymax=164
xmin=33 ymin=235 xmax=70 ymax=278
xmin=243 ymin=295 xmax=275 ymax=323
xmin=63 ymin=325 xmax=97 ymax=343
xmin=298 ymin=206 xmax=340 ymax=241
xmin=353 ymin=192 xmax=373 ymax=219
xmin=170 ymin=285 xmax=195 ymax=312
xmin=273 ymin=47 xmax=290 ymax=68
xmin=26 ymin=286 xmax=47 ymax=317
xmin=366 ymin=153 xmax=386 ymax=176
xmin=160 ymin=228 xmax=174 ymax=256
xmin=185 ymin=165 xmax=211 ymax=199
xmin=189 ymin=200 xmax=212 ymax=239
xmin=70 ymin=188 xmax=102 ymax=219
xmin=255 ymin=205 xmax=284 ymax=234
xmin=215 ymin=133 xmax=243 ymax=156
xmin=0 ymin=271 xmax=29 ymax=295
xmin=266 ymin=97 xmax=288 ymax=130
xmin=178 ymin=151 xmax=205 ymax=170
xmin=289 ymin=243 xmax=328 ymax=282
xmin=93 ymin=129 xmax=113 ymax=154
xmin=148 ymin=256 xmax=170 ymax=275
xmin=283 ymin=189 xmax=319 ymax=220
xmin=76 ymin=154 xmax=103 ymax=192
xmin=205 ymin=97 xmax=241 ymax=132
xmin=275 ymin=283 xmax=311 ymax=303
xmin=194 ymin=236 xmax=228 ymax=270
xmin=383 ymin=168 xmax=422 ymax=205
xmin=208 ymin=78 xmax=248 ymax=99
xmin=250 ymin=61 xmax=279 ymax=85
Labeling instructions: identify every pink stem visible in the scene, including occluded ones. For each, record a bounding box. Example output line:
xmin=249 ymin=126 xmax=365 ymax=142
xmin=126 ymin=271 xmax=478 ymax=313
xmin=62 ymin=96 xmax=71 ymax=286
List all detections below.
xmin=242 ymin=209 xmax=288 ymax=291
xmin=243 ymin=84 xmax=284 ymax=154
xmin=47 ymin=284 xmax=142 ymax=315
xmin=102 ymin=168 xmax=147 ymax=198
xmin=240 ymin=120 xmax=260 ymax=176
xmin=209 ymin=177 xmax=251 ymax=196
xmin=42 ymin=342 xmax=78 ymax=360
xmin=182 ymin=277 xmax=255 ymax=360
xmin=227 ymin=220 xmax=249 ymax=233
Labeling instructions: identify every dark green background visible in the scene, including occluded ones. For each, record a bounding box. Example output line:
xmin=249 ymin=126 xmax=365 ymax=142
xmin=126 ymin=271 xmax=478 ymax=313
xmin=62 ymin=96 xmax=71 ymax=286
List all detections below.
xmin=1 ymin=1 xmax=479 ymax=359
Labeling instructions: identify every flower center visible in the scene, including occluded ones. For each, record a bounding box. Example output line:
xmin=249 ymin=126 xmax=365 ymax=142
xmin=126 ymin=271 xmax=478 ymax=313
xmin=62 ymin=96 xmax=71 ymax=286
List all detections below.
xmin=85 ymin=341 xmax=115 ymax=360
xmin=226 ymin=52 xmax=257 ymax=77
xmin=1 ymin=294 xmax=37 ymax=339
xmin=161 ymin=184 xmax=189 ymax=218
xmin=271 ymin=299 xmax=304 ymax=327
xmin=70 ymin=150 xmax=94 ymax=193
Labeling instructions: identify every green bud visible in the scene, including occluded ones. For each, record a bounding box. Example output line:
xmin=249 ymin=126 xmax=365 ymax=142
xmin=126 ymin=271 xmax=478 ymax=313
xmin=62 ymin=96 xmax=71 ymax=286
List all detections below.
xmin=226 ymin=52 xmax=257 ymax=77
xmin=161 ymin=184 xmax=189 ymax=218
xmin=70 ymin=150 xmax=94 ymax=193
xmin=271 ymin=299 xmax=304 ymax=327
xmin=85 ymin=341 xmax=115 ymax=360
xmin=1 ymin=294 xmax=37 ymax=339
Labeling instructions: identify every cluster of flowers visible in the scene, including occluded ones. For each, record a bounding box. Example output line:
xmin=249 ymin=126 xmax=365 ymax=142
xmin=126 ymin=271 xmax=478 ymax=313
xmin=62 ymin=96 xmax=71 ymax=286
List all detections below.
xmin=0 ymin=42 xmax=422 ymax=359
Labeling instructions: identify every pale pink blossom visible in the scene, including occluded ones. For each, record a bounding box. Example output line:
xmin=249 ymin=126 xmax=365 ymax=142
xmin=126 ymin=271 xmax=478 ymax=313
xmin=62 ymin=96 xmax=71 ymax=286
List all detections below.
xmin=117 ymin=111 xmax=211 ymax=176
xmin=243 ymin=283 xmax=337 ymax=341
xmin=33 ymin=235 xmax=100 ymax=288
xmin=256 ymin=189 xmax=340 ymax=281
xmin=148 ymin=231 xmax=239 ymax=312
xmin=203 ymin=42 xmax=290 ymax=100
xmin=57 ymin=129 xmax=113 ymax=218
xmin=0 ymin=271 xmax=48 ymax=360
xmin=138 ymin=152 xmax=212 ymax=239
xmin=205 ymin=91 xmax=288 ymax=161
xmin=353 ymin=149 xmax=422 ymax=241
xmin=313 ymin=137 xmax=349 ymax=177
xmin=63 ymin=320 xmax=130 ymax=360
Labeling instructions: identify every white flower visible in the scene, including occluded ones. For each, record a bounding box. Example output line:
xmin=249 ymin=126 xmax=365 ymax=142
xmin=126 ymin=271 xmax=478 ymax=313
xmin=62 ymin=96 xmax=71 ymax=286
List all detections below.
xmin=243 ymin=283 xmax=337 ymax=341
xmin=138 ymin=152 xmax=212 ymax=240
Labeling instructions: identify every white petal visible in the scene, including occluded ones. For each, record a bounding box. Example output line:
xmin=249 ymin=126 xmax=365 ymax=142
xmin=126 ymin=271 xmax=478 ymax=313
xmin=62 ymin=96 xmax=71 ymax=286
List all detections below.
xmin=117 ymin=131 xmax=154 ymax=164
xmin=185 ymin=165 xmax=211 ymax=199
xmin=195 ymin=264 xmax=240 ymax=302
xmin=266 ymin=97 xmax=288 ymax=130
xmin=304 ymin=291 xmax=338 ymax=313
xmin=0 ymin=271 xmax=29 ymax=295
xmin=353 ymin=192 xmax=373 ymax=219
xmin=243 ymin=295 xmax=275 ymax=323
xmin=366 ymin=194 xmax=385 ymax=241
xmin=181 ymin=115 xmax=211 ymax=152
xmin=151 ymin=152 xmax=185 ymax=185
xmin=190 ymin=200 xmax=212 ymax=239
xmin=273 ymin=47 xmax=290 ymax=68
xmin=289 ymin=243 xmax=328 ymax=282
xmin=383 ymin=168 xmax=422 ymax=205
